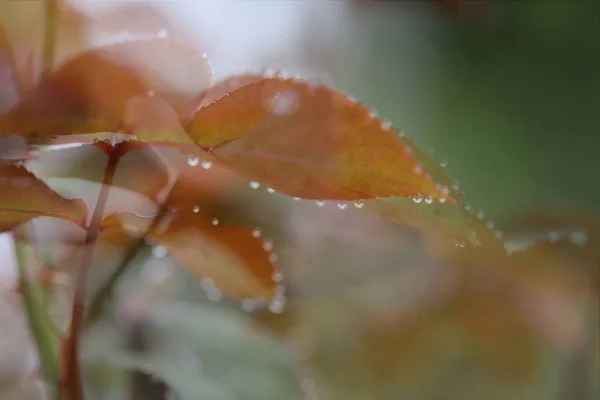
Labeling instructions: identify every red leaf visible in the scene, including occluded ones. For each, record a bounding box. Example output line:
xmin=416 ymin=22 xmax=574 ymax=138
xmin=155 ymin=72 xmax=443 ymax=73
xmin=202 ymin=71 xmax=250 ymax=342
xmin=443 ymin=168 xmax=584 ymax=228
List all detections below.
xmin=0 ymin=161 xmax=87 ymax=232
xmin=187 ymin=77 xmax=445 ymax=201
xmin=0 ymin=39 xmax=211 ymax=138
xmin=104 ymin=211 xmax=277 ymax=300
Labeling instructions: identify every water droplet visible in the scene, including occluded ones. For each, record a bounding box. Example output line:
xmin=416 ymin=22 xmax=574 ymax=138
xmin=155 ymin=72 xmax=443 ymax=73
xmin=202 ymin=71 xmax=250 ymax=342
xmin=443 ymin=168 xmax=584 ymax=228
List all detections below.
xmin=251 ymin=228 xmax=261 ymax=238
xmin=353 ymin=201 xmax=364 ymax=209
xmin=440 ymin=159 xmax=448 ymax=168
xmin=397 ymin=131 xmax=406 ymax=138
xmin=412 ymin=195 xmax=423 ymax=204
xmin=369 ymin=110 xmax=378 ymax=119
xmin=207 ymin=288 xmax=222 ymax=301
xmin=381 ymin=120 xmax=392 ymax=131
xmin=241 ymin=299 xmax=257 ymax=312
xmin=141 ymin=262 xmax=171 ymax=285
xmin=452 ymin=181 xmax=460 ymax=190
xmin=266 ymin=187 xmax=275 ymax=194
xmin=249 ymin=181 xmax=260 ymax=189
xmin=315 ymin=200 xmax=325 ymax=207
xmin=151 ymin=245 xmax=168 ymax=258
xmin=192 ymin=205 xmax=200 ymax=213
xmin=293 ymin=197 xmax=301 ymax=201
xmin=272 ymin=271 xmax=284 ymax=282
xmin=413 ymin=165 xmax=423 ymax=175
xmin=157 ymin=29 xmax=168 ymax=39
xmin=187 ymin=156 xmax=199 ymax=167
xmin=263 ymin=241 xmax=274 ymax=251
xmin=548 ymin=231 xmax=560 ymax=243
xmin=465 ymin=204 xmax=472 ymax=212
xmin=200 ymin=278 xmax=214 ymax=291
xmin=439 ymin=197 xmax=447 ymax=204
xmin=147 ymin=89 xmax=155 ymax=97
xmin=486 ymin=220 xmax=495 ymax=229
xmin=268 ymin=297 xmax=285 ymax=313
xmin=201 ymin=160 xmax=212 ymax=170
xmin=271 ymin=91 xmax=299 ymax=116
xmin=569 ymin=230 xmax=588 ymax=247
xmin=495 ymin=230 xmax=504 ymax=239
xmin=456 ymin=241 xmax=466 ymax=248
xmin=337 ymin=202 xmax=348 ymax=210
xmin=211 ymin=218 xmax=219 ymax=226
xmin=268 ymin=253 xmax=279 ymax=263
xmin=424 ymin=196 xmax=434 ymax=204
xmin=476 ymin=210 xmax=485 ymax=219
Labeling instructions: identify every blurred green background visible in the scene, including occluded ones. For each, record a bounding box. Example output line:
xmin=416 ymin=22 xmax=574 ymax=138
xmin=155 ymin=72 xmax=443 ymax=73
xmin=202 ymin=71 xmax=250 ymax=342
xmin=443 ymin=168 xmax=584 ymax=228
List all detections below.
xmin=338 ymin=0 xmax=599 ymax=222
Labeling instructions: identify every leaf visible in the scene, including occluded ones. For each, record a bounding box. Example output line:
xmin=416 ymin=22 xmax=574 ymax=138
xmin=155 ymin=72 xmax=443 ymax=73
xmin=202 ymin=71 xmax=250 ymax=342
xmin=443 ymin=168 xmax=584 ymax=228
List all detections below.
xmin=187 ymin=77 xmax=445 ymax=201
xmin=185 ymin=76 xmax=489 ymax=244
xmin=0 ymin=0 xmax=90 ymax=87
xmin=86 ymin=3 xmax=180 ymax=40
xmin=255 ymin=211 xmax=596 ymax=398
xmin=105 ymin=211 xmax=277 ymax=300
xmin=0 ymin=161 xmax=87 ymax=232
xmin=26 ymin=142 xmax=170 ymax=201
xmin=0 ymin=39 xmax=211 ymax=138
xmin=82 ymin=304 xmax=305 ymax=400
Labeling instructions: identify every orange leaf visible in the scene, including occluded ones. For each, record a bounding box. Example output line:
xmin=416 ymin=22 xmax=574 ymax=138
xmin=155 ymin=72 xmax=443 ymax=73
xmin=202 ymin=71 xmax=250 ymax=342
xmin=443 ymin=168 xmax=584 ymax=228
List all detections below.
xmin=186 ymin=76 xmax=487 ymax=244
xmin=105 ymin=212 xmax=277 ymax=300
xmin=0 ymin=39 xmax=210 ymax=138
xmin=187 ymin=77 xmax=444 ymax=201
xmin=0 ymin=161 xmax=87 ymax=232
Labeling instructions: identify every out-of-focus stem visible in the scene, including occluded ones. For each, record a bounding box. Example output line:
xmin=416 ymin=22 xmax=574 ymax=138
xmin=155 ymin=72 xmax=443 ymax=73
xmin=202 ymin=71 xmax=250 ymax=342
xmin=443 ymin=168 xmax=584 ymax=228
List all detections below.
xmin=61 ymin=144 xmax=121 ymax=400
xmin=13 ymin=226 xmax=61 ymax=400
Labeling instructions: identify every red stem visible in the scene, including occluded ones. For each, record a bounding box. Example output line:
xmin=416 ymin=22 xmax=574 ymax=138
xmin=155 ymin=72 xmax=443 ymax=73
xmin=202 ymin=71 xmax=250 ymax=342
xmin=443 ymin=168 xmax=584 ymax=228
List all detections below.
xmin=61 ymin=143 xmax=122 ymax=400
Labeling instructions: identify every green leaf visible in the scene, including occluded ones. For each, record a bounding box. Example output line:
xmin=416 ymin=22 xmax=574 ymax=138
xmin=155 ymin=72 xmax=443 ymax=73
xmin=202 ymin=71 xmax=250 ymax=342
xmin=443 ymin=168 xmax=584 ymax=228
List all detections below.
xmin=82 ymin=304 xmax=305 ymax=400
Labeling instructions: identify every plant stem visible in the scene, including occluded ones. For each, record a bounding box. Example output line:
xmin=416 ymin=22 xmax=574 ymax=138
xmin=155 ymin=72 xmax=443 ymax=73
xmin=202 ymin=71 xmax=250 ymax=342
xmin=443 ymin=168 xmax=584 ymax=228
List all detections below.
xmin=61 ymin=144 xmax=121 ymax=400
xmin=43 ymin=0 xmax=58 ymax=75
xmin=84 ymin=151 xmax=187 ymax=326
xmin=84 ymin=203 xmax=169 ymax=326
xmin=13 ymin=226 xmax=61 ymax=400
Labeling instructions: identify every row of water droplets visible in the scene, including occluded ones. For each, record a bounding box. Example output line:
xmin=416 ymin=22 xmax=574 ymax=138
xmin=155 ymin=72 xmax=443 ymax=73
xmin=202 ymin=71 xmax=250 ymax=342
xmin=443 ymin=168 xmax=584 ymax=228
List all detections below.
xmin=249 ymin=180 xmax=367 ymax=210
xmin=155 ymin=158 xmax=287 ymax=313
xmin=186 ymin=155 xmax=212 ymax=169
xmin=149 ymin=218 xmax=286 ymax=314
xmin=183 ymin=89 xmax=585 ymax=255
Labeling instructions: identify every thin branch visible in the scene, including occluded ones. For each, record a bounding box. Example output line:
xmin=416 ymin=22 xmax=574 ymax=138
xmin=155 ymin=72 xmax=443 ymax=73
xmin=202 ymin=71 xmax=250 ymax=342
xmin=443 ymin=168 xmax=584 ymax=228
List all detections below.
xmin=84 ymin=202 xmax=170 ymax=326
xmin=61 ymin=144 xmax=122 ymax=400
xmin=84 ymin=147 xmax=188 ymax=327
xmin=13 ymin=225 xmax=61 ymax=400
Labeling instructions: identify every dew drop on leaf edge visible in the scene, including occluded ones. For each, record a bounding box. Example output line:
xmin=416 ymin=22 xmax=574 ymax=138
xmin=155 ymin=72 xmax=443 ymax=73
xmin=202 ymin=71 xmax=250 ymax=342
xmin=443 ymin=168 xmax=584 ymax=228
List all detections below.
xmin=187 ymin=156 xmax=199 ymax=167
xmin=201 ymin=160 xmax=212 ymax=170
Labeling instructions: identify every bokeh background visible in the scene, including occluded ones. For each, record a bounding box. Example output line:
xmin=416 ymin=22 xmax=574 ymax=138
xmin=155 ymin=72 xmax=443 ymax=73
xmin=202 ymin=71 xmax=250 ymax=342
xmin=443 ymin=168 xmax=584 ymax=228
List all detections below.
xmin=1 ymin=1 xmax=598 ymax=399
